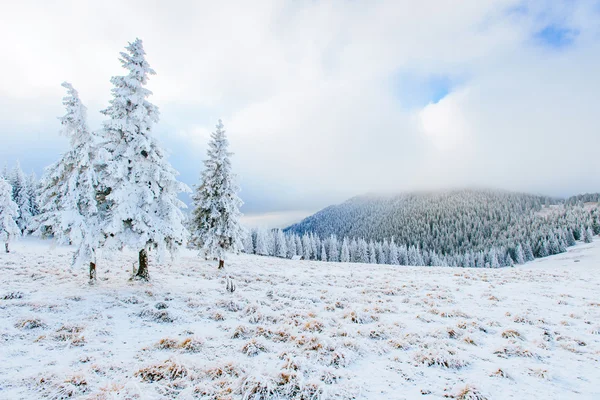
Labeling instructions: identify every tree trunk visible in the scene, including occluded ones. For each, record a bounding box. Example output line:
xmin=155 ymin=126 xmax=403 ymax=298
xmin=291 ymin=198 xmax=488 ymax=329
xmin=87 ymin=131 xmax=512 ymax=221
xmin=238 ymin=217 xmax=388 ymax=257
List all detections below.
xmin=89 ymin=262 xmax=97 ymax=282
xmin=5 ymin=242 xmax=9 ymax=253
xmin=135 ymin=249 xmax=149 ymax=280
xmin=218 ymin=259 xmax=225 ymax=269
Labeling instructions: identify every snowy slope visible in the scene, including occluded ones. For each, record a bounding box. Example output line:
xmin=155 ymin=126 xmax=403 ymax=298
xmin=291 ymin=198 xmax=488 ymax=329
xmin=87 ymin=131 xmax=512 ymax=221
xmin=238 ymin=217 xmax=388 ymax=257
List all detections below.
xmin=1 ymin=237 xmax=599 ymax=399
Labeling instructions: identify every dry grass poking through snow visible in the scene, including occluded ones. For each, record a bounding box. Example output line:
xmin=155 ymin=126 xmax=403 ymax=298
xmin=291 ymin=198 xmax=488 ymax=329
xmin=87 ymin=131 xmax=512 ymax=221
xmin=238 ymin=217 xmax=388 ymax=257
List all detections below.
xmin=1 ymin=238 xmax=600 ymax=399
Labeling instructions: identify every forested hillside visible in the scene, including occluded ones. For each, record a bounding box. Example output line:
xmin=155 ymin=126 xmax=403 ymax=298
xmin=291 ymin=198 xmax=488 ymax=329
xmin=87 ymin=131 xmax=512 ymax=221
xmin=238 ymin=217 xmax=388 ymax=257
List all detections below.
xmin=275 ymin=189 xmax=600 ymax=267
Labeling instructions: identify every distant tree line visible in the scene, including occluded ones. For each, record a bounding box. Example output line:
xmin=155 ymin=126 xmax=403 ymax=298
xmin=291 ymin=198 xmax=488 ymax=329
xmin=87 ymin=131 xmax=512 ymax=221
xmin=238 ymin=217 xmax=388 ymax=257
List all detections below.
xmin=243 ymin=190 xmax=600 ymax=267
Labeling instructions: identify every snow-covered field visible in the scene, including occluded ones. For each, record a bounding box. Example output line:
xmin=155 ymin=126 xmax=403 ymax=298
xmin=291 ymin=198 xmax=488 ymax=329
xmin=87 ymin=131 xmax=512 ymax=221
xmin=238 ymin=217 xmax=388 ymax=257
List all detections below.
xmin=1 ymin=238 xmax=599 ymax=399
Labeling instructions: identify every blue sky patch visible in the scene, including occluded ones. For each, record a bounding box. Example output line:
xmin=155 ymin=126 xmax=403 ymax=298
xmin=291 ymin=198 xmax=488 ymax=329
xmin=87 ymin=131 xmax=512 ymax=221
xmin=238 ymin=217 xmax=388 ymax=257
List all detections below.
xmin=534 ymin=24 xmax=579 ymax=49
xmin=393 ymin=72 xmax=461 ymax=109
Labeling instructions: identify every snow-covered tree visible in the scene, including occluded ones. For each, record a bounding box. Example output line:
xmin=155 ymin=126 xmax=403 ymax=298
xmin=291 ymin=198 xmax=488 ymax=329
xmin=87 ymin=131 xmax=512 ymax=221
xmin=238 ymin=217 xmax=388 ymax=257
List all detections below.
xmin=26 ymin=173 xmax=40 ymax=220
xmin=382 ymin=239 xmax=390 ymax=264
xmin=302 ymin=233 xmax=312 ymax=260
xmin=254 ymin=228 xmax=269 ymax=256
xmin=243 ymin=230 xmax=254 ymax=254
xmin=340 ymin=237 xmax=350 ymax=262
xmin=357 ymin=239 xmax=368 ymax=263
xmin=0 ymin=164 xmax=9 ymax=181
xmin=0 ymin=178 xmax=20 ymax=253
xmin=368 ymin=240 xmax=377 ymax=264
xmin=286 ymin=234 xmax=297 ymax=258
xmin=310 ymin=234 xmax=319 ymax=260
xmin=389 ymin=240 xmax=399 ymax=265
xmin=36 ymin=82 xmax=102 ymax=280
xmin=191 ymin=120 xmax=244 ymax=269
xmin=350 ymin=238 xmax=358 ymax=262
xmin=320 ymin=242 xmax=327 ymax=261
xmin=407 ymin=245 xmax=424 ymax=266
xmin=514 ymin=243 xmax=525 ymax=264
xmin=398 ymin=245 xmax=408 ymax=265
xmin=11 ymin=161 xmax=31 ymax=233
xmin=295 ymin=235 xmax=303 ymax=257
xmin=583 ymin=227 xmax=594 ymax=243
xmin=275 ymin=229 xmax=287 ymax=258
xmin=327 ymin=235 xmax=340 ymax=262
xmin=99 ymin=39 xmax=189 ymax=279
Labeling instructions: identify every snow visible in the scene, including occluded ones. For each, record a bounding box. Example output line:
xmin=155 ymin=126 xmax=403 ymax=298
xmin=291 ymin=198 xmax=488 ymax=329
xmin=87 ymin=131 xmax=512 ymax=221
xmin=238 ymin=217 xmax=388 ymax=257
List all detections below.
xmin=1 ymin=237 xmax=599 ymax=399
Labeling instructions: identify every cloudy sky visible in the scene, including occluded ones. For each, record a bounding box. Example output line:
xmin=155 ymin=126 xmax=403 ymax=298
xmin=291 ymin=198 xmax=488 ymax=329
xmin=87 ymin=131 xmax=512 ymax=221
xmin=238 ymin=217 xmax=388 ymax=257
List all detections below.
xmin=1 ymin=0 xmax=599 ymax=227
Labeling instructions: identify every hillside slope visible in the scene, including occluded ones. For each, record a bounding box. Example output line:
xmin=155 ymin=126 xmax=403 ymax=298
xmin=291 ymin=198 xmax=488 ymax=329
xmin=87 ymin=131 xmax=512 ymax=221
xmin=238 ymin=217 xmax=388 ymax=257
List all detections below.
xmin=1 ymin=238 xmax=599 ymax=399
xmin=285 ymin=189 xmax=599 ymax=263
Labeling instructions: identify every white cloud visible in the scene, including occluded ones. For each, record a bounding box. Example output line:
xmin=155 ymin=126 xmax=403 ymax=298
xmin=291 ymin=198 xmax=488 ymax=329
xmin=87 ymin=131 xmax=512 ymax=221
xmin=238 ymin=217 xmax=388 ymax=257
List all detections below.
xmin=418 ymin=90 xmax=471 ymax=152
xmin=1 ymin=0 xmax=599 ymax=220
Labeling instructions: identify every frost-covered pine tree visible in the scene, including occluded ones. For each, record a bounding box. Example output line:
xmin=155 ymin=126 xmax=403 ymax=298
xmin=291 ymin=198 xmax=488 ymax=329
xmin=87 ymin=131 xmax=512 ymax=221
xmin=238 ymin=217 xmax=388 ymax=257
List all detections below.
xmin=37 ymin=82 xmax=102 ymax=281
xmin=254 ymin=228 xmax=269 ymax=256
xmin=340 ymin=237 xmax=350 ymax=263
xmin=0 ymin=178 xmax=20 ymax=253
xmin=26 ymin=173 xmax=40 ymax=220
xmin=350 ymin=238 xmax=359 ymax=262
xmin=275 ymin=229 xmax=287 ymax=258
xmin=310 ymin=234 xmax=319 ymax=260
xmin=11 ymin=161 xmax=32 ymax=233
xmin=320 ymin=242 xmax=327 ymax=261
xmin=99 ymin=39 xmax=189 ymax=279
xmin=328 ymin=235 xmax=339 ymax=262
xmin=514 ymin=243 xmax=525 ymax=264
xmin=302 ymin=233 xmax=312 ymax=260
xmin=243 ymin=231 xmax=254 ymax=254
xmin=0 ymin=164 xmax=9 ymax=181
xmin=286 ymin=234 xmax=297 ymax=258
xmin=295 ymin=235 xmax=303 ymax=257
xmin=382 ymin=239 xmax=390 ymax=264
xmin=190 ymin=119 xmax=244 ymax=269
xmin=583 ymin=227 xmax=594 ymax=243
xmin=357 ymin=239 xmax=369 ymax=263
xmin=389 ymin=240 xmax=399 ymax=265
xmin=368 ymin=240 xmax=377 ymax=264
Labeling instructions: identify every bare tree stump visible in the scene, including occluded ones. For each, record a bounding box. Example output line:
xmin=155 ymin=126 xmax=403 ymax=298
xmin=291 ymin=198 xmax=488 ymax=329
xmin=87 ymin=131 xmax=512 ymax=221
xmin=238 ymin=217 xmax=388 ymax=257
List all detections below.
xmin=135 ymin=249 xmax=149 ymax=280
xmin=89 ymin=262 xmax=97 ymax=283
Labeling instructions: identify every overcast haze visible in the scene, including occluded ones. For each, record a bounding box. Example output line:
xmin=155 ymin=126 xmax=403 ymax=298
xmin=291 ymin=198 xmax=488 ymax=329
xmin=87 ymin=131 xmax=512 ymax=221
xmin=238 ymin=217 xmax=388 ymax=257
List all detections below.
xmin=1 ymin=0 xmax=599 ymax=227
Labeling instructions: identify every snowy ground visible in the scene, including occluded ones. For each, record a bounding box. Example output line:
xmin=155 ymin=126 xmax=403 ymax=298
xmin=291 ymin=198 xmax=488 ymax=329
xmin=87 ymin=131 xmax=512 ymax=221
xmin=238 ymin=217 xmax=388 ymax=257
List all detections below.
xmin=1 ymin=238 xmax=599 ymax=399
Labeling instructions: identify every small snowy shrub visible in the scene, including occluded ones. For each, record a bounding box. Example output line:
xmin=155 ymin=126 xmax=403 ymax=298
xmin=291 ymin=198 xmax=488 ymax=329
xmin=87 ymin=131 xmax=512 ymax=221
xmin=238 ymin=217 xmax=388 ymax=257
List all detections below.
xmin=211 ymin=311 xmax=225 ymax=321
xmin=136 ymin=359 xmax=188 ymax=382
xmin=490 ymin=368 xmax=512 ymax=379
xmin=179 ymin=336 xmax=204 ymax=353
xmin=368 ymin=326 xmax=389 ymax=340
xmin=232 ymin=325 xmax=253 ymax=339
xmin=138 ymin=309 xmax=175 ymax=323
xmin=242 ymin=338 xmax=269 ymax=357
xmin=15 ymin=318 xmax=47 ymax=330
xmin=238 ymin=373 xmax=276 ymax=399
xmin=155 ymin=337 xmax=179 ymax=350
xmin=344 ymin=310 xmax=378 ymax=324
xmin=414 ymin=344 xmax=469 ymax=369
xmin=494 ymin=344 xmax=537 ymax=358
xmin=2 ymin=291 xmax=24 ymax=300
xmin=205 ymin=361 xmax=244 ymax=380
xmin=53 ymin=375 xmax=89 ymax=398
xmin=303 ymin=319 xmax=325 ymax=333
xmin=528 ymin=368 xmax=550 ymax=380
xmin=454 ymin=385 xmax=488 ymax=400
xmin=501 ymin=329 xmax=523 ymax=340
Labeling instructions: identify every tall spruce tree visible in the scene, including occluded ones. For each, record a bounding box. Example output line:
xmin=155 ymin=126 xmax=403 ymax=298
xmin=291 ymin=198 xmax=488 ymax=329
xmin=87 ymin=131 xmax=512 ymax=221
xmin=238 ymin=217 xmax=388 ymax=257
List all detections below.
xmin=0 ymin=178 xmax=20 ymax=253
xmin=11 ymin=161 xmax=31 ymax=233
xmin=37 ymin=82 xmax=102 ymax=280
xmin=190 ymin=120 xmax=244 ymax=269
xmin=99 ymin=39 xmax=189 ymax=280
